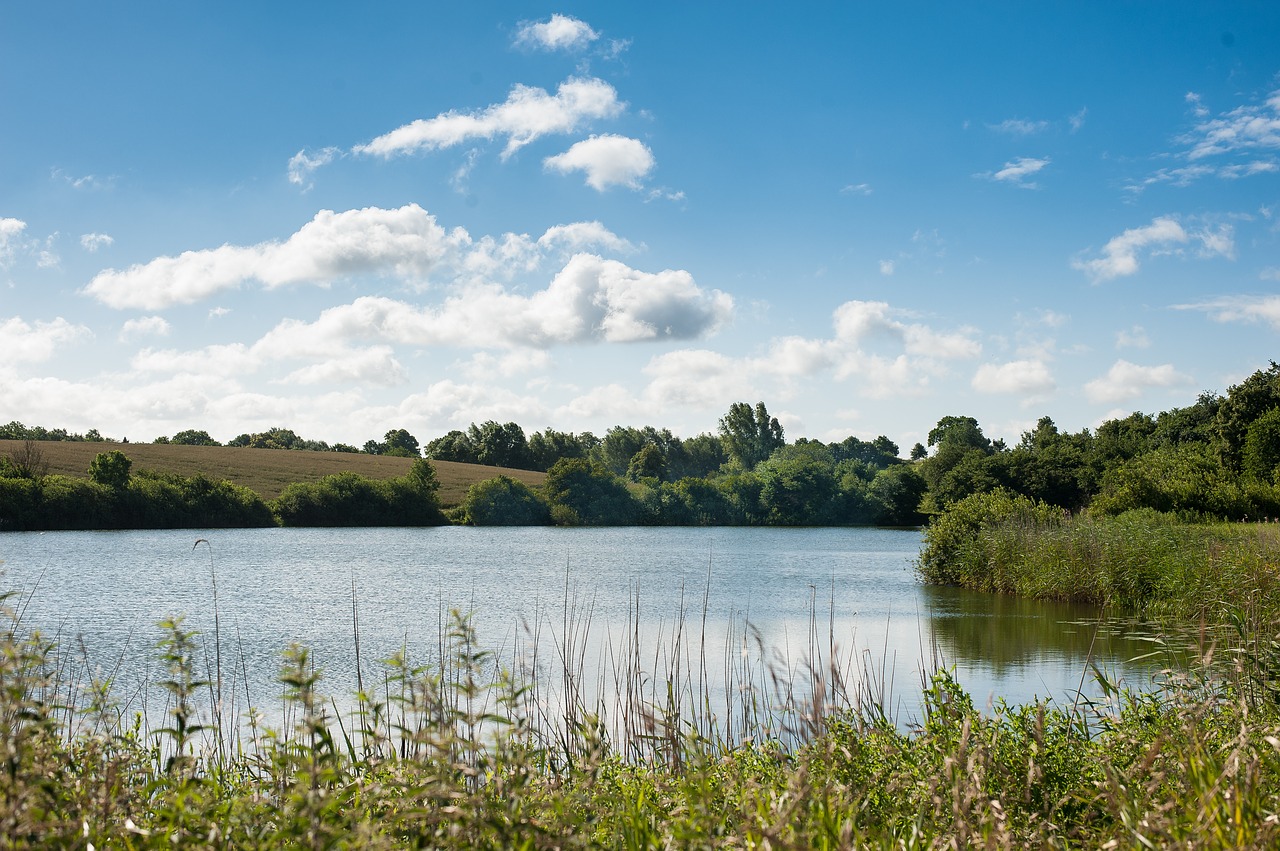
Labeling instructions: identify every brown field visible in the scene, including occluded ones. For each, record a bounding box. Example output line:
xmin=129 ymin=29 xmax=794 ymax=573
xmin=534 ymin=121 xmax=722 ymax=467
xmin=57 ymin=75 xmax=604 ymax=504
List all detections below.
xmin=0 ymin=440 xmax=545 ymax=506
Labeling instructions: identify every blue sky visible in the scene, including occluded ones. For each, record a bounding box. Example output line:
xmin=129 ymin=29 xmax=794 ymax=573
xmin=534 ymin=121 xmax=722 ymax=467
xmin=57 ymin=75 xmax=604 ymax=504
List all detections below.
xmin=3 ymin=3 xmax=1279 ymax=451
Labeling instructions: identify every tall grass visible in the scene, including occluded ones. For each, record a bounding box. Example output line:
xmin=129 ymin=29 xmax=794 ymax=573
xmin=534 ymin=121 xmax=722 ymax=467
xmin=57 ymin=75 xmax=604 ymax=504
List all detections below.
xmin=4 ymin=555 xmax=1280 ymax=846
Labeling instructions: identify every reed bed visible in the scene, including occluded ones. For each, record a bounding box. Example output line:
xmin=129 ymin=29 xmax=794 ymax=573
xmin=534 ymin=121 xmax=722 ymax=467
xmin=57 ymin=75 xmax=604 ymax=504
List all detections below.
xmin=4 ymin=552 xmax=1280 ymax=847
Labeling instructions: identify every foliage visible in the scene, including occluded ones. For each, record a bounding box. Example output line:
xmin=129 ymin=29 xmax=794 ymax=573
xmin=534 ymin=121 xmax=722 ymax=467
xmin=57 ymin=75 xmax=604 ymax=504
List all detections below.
xmin=4 ymin=580 xmax=1280 ymax=848
xmin=541 ymin=458 xmax=642 ymax=526
xmin=718 ymin=401 xmax=784 ymax=469
xmin=89 ymin=450 xmax=133 ymax=489
xmin=271 ymin=461 xmax=445 ymax=527
xmin=459 ymin=475 xmax=551 ymax=525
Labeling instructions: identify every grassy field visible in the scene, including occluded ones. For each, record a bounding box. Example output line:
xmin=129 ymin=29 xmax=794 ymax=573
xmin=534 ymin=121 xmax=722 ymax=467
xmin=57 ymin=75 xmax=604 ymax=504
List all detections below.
xmin=0 ymin=439 xmax=544 ymax=506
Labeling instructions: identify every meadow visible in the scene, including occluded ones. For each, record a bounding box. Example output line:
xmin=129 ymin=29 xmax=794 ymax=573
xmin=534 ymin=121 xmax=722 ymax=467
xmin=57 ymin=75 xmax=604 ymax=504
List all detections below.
xmin=0 ymin=439 xmax=544 ymax=506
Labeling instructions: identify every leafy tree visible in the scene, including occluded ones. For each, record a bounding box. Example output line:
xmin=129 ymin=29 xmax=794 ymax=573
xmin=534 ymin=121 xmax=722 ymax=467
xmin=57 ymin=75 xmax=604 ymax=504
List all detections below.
xmin=673 ymin=433 xmax=728 ymax=479
xmin=541 ymin=458 xmax=641 ymax=526
xmin=89 ymin=450 xmax=132 ymax=489
xmin=910 ymin=442 xmax=928 ymax=461
xmin=758 ymin=452 xmax=840 ymax=525
xmin=169 ymin=429 xmax=221 ymax=446
xmin=1242 ymin=408 xmax=1280 ymax=483
xmin=424 ymin=430 xmax=478 ymax=463
xmin=467 ymin=421 xmax=534 ymax=469
xmin=4 ymin=440 xmax=49 ymax=480
xmin=627 ymin=443 xmax=668 ymax=482
xmin=460 ymin=476 xmax=551 ymax=525
xmin=867 ymin=464 xmax=928 ymax=526
xmin=381 ymin=428 xmax=421 ymax=458
xmin=1216 ymin=362 xmax=1280 ymax=471
xmin=718 ymin=401 xmax=784 ymax=469
xmin=528 ymin=428 xmax=590 ymax=471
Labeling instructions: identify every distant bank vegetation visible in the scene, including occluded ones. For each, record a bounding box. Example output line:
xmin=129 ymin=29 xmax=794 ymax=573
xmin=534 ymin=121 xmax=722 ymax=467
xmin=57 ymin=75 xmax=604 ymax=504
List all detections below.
xmin=5 ymin=362 xmax=1280 ymax=531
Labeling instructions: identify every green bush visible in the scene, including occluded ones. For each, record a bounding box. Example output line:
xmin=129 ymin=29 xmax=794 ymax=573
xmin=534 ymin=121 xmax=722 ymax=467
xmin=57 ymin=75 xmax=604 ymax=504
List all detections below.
xmin=460 ymin=475 xmax=551 ymax=525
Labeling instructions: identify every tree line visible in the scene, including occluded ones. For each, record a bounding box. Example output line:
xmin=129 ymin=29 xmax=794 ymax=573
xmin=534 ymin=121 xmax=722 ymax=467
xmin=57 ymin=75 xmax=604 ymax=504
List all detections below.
xmin=5 ymin=361 xmax=1280 ymax=529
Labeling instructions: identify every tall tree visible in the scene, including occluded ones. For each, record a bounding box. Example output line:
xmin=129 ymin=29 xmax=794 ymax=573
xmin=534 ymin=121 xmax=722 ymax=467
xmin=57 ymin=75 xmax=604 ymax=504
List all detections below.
xmin=718 ymin=401 xmax=784 ymax=469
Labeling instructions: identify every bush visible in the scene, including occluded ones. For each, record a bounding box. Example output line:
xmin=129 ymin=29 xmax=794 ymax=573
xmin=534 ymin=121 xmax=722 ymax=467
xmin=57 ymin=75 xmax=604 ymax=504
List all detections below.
xmin=460 ymin=476 xmax=551 ymax=525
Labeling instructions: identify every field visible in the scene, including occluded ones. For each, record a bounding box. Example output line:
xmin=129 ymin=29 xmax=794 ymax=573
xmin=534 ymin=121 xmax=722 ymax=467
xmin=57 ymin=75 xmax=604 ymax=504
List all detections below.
xmin=0 ymin=439 xmax=545 ymax=506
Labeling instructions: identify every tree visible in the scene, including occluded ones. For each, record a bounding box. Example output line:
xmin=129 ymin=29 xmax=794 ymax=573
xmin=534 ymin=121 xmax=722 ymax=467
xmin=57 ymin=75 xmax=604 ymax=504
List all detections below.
xmin=381 ymin=428 xmax=421 ymax=458
xmin=1216 ymin=363 xmax=1280 ymax=471
xmin=718 ymin=402 xmax=784 ymax=469
xmin=4 ymin=440 xmax=49 ymax=480
xmin=424 ymin=430 xmax=477 ymax=463
xmin=757 ymin=452 xmax=839 ymax=525
xmin=460 ymin=476 xmax=551 ymax=525
xmin=910 ymin=442 xmax=928 ymax=461
xmin=169 ymin=429 xmax=221 ymax=446
xmin=89 ymin=450 xmax=132 ymax=489
xmin=1242 ymin=407 xmax=1280 ymax=483
xmin=528 ymin=428 xmax=589 ymax=471
xmin=467 ymin=421 xmax=534 ymax=469
xmin=627 ymin=443 xmax=668 ymax=482
xmin=541 ymin=458 xmax=641 ymax=526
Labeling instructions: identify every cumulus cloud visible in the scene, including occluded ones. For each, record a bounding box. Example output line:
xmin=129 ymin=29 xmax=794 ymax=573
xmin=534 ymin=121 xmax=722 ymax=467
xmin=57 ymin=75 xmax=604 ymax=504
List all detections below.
xmin=833 ymin=300 xmax=981 ymax=359
xmin=971 ymin=359 xmax=1055 ymax=395
xmin=544 ymin=134 xmax=655 ymax=190
xmin=280 ymin=346 xmax=407 ymax=387
xmin=83 ymin=205 xmax=464 ymax=309
xmin=353 ymin=77 xmax=623 ymax=160
xmin=0 ymin=316 xmax=91 ymax=364
xmin=538 ymin=221 xmax=637 ymax=254
xmin=514 ymin=14 xmax=599 ymax=51
xmin=119 ymin=316 xmax=171 ymax=342
xmin=1173 ymin=294 xmax=1280 ymax=331
xmin=80 ymin=232 xmax=114 ymax=252
xmin=288 ymin=147 xmax=342 ymax=189
xmin=1072 ymin=216 xmax=1234 ymax=282
xmin=1084 ymin=360 xmax=1193 ymax=403
xmin=980 ymin=156 xmax=1050 ymax=188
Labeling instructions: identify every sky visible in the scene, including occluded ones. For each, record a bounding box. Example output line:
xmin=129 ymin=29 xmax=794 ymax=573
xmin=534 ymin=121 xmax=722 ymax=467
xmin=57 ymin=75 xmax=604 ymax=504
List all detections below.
xmin=2 ymin=2 xmax=1279 ymax=452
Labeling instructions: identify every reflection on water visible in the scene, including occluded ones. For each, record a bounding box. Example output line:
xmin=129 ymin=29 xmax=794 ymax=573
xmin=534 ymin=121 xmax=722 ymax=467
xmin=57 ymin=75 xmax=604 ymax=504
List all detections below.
xmin=0 ymin=526 xmax=1186 ymax=731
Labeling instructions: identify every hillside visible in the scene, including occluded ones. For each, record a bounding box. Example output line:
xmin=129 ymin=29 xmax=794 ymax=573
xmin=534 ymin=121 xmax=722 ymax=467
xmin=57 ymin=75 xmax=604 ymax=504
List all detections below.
xmin=0 ymin=440 xmax=545 ymax=507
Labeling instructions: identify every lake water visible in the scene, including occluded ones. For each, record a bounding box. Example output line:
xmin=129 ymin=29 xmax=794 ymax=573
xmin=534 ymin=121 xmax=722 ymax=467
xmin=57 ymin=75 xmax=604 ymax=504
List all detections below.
xmin=0 ymin=526 xmax=1171 ymax=739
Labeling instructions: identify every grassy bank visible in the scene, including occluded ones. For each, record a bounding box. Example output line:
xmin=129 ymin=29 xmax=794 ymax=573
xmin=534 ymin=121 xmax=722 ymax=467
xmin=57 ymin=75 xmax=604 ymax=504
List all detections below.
xmin=0 ymin=439 xmax=544 ymax=506
xmin=4 ymin=585 xmax=1280 ymax=848
xmin=918 ymin=491 xmax=1280 ymax=619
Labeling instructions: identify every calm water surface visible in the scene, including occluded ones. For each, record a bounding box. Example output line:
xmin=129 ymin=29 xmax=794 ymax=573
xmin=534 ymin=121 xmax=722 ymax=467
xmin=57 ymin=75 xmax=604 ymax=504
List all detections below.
xmin=0 ymin=526 xmax=1167 ymax=729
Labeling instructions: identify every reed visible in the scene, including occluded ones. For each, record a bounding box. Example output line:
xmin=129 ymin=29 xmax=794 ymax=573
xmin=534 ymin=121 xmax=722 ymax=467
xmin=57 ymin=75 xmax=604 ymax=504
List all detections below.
xmin=2 ymin=557 xmax=1280 ymax=847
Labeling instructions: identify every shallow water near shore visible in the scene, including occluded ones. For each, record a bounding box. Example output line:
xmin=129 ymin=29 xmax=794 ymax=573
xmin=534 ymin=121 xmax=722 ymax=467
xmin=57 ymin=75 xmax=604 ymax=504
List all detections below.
xmin=0 ymin=526 xmax=1173 ymax=733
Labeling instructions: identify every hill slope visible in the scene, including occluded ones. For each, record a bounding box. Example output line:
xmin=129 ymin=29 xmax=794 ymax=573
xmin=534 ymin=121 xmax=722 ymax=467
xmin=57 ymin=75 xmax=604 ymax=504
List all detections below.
xmin=0 ymin=440 xmax=545 ymax=507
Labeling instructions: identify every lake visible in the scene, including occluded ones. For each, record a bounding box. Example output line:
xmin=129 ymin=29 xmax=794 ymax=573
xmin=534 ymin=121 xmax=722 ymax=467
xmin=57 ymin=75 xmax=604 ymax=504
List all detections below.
xmin=0 ymin=526 xmax=1171 ymax=739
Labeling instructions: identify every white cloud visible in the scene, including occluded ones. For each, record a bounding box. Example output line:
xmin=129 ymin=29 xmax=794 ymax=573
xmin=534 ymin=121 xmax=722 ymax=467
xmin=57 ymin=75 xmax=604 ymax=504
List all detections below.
xmin=1173 ymin=295 xmax=1280 ymax=331
xmin=0 ymin=218 xmax=28 ymax=267
xmin=287 ymin=146 xmax=342 ymax=189
xmin=83 ymin=204 xmax=464 ymax=309
xmin=80 ymin=232 xmax=114 ymax=252
xmin=0 ymin=316 xmax=91 ymax=365
xmin=989 ymin=118 xmax=1049 ymax=136
xmin=1069 ymin=107 xmax=1087 ymax=132
xmin=353 ymin=77 xmax=623 ymax=160
xmin=878 ymin=260 xmax=894 ymax=276
xmin=841 ymin=183 xmax=873 ymax=196
xmin=1116 ymin=325 xmax=1150 ymax=349
xmin=538 ymin=221 xmax=637 ymax=254
xmin=458 ymin=349 xmax=553 ymax=381
xmin=544 ymin=134 xmax=655 ymax=190
xmin=1084 ymin=360 xmax=1193 ymax=403
xmin=1186 ymin=92 xmax=1210 ymax=118
xmin=1071 ymin=216 xmax=1234 ymax=282
xmin=980 ymin=156 xmax=1050 ymax=188
xmin=1181 ymin=88 xmax=1280 ymax=161
xmin=119 ymin=316 xmax=171 ymax=342
xmin=971 ymin=359 xmax=1055 ymax=395
xmin=514 ymin=14 xmax=599 ymax=51
xmin=280 ymin=346 xmax=407 ymax=387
